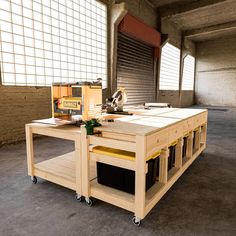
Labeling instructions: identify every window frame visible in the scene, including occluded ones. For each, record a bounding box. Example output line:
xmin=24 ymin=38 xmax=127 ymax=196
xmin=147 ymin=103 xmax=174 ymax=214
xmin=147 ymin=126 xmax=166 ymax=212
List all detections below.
xmin=159 ymin=42 xmax=181 ymax=91
xmin=181 ymin=54 xmax=195 ymax=91
xmin=0 ymin=0 xmax=108 ymax=88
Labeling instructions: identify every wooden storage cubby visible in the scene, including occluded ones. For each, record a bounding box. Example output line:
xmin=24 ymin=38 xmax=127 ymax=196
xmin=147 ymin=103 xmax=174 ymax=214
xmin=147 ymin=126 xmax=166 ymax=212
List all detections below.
xmin=81 ymin=109 xmax=208 ymax=224
xmin=167 ymin=139 xmax=182 ymax=181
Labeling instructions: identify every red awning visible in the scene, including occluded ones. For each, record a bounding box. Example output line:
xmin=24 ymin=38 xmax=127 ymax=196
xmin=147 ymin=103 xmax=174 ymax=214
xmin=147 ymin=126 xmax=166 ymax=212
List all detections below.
xmin=119 ymin=14 xmax=161 ymax=49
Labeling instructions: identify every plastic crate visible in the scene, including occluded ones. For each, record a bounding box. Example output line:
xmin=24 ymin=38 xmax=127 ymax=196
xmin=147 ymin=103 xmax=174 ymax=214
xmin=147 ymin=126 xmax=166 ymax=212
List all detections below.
xmin=94 ymin=146 xmax=160 ymax=194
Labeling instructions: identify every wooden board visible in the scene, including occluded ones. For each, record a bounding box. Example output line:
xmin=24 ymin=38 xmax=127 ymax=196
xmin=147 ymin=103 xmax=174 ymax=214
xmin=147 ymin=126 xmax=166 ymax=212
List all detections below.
xmin=124 ymin=107 xmax=179 ymax=116
xmin=90 ymin=179 xmax=135 ymax=212
xmin=34 ymin=152 xmax=76 ymax=189
xmin=27 ymin=123 xmax=81 ymax=141
xmin=95 ymin=108 xmax=207 ymax=136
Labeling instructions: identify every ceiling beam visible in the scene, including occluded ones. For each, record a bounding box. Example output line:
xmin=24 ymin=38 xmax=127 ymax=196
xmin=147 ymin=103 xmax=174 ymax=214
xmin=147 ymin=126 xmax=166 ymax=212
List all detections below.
xmin=184 ymin=21 xmax=236 ymax=38
xmin=148 ymin=0 xmax=183 ymax=8
xmin=157 ymin=0 xmax=227 ymax=18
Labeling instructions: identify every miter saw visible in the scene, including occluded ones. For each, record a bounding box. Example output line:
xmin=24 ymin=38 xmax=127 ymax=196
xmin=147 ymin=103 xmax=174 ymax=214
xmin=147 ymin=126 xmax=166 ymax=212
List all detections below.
xmin=105 ymin=87 xmax=131 ymax=115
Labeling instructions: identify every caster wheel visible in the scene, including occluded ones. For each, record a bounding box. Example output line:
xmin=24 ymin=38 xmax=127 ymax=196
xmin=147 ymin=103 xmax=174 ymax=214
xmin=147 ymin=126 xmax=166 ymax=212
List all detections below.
xmin=31 ymin=176 xmax=37 ymax=184
xmin=85 ymin=197 xmax=93 ymax=207
xmin=75 ymin=194 xmax=83 ymax=202
xmin=132 ymin=216 xmax=141 ymax=226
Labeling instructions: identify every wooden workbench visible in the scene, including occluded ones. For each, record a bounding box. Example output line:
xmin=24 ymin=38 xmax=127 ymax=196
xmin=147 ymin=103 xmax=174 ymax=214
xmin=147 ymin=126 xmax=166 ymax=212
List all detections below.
xmin=81 ymin=108 xmax=207 ymax=225
xmin=25 ymin=123 xmax=83 ymax=199
xmin=26 ymin=107 xmax=207 ymax=225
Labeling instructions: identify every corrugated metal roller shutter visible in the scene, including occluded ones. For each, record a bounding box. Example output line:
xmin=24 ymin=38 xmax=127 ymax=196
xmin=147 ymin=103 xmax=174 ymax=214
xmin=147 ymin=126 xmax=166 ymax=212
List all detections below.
xmin=117 ymin=33 xmax=155 ymax=105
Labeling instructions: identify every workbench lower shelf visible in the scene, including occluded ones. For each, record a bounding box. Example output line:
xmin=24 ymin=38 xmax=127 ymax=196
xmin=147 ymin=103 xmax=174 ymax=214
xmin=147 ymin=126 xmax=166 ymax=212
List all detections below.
xmin=90 ymin=179 xmax=166 ymax=213
xmin=26 ymin=123 xmax=82 ymax=198
xmin=145 ymin=145 xmax=205 ymax=216
xmin=89 ymin=144 xmax=206 ymax=219
xmin=90 ymin=179 xmax=135 ymax=212
xmin=34 ymin=152 xmax=76 ymax=190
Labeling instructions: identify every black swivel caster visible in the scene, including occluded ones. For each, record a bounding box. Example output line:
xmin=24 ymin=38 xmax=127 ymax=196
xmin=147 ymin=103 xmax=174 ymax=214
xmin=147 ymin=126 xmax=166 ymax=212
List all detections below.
xmin=85 ymin=197 xmax=93 ymax=207
xmin=75 ymin=194 xmax=83 ymax=202
xmin=31 ymin=176 xmax=37 ymax=184
xmin=132 ymin=216 xmax=141 ymax=226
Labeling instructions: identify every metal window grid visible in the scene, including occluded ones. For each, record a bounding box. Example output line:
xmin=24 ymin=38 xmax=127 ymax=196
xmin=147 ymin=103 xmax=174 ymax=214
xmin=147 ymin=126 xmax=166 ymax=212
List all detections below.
xmin=182 ymin=55 xmax=195 ymax=90
xmin=159 ymin=43 xmax=180 ymax=91
xmin=0 ymin=0 xmax=107 ymax=87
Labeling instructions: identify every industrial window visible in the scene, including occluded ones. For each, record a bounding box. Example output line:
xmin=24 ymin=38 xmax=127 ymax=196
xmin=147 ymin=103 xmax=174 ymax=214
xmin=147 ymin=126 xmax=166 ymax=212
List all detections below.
xmin=182 ymin=55 xmax=195 ymax=90
xmin=159 ymin=42 xmax=180 ymax=90
xmin=0 ymin=0 xmax=107 ymax=87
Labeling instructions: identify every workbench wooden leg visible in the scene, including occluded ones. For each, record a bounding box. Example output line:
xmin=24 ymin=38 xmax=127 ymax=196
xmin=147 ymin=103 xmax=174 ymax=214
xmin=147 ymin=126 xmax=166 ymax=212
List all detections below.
xmin=81 ymin=126 xmax=90 ymax=199
xmin=194 ymin=128 xmax=201 ymax=152
xmin=134 ymin=135 xmax=146 ymax=221
xmin=200 ymin=124 xmax=207 ymax=144
xmin=25 ymin=125 xmax=34 ymax=177
xmin=159 ymin=148 xmax=168 ymax=184
xmin=186 ymin=132 xmax=193 ymax=159
xmin=175 ymin=138 xmax=183 ymax=168
xmin=75 ymin=135 xmax=82 ymax=198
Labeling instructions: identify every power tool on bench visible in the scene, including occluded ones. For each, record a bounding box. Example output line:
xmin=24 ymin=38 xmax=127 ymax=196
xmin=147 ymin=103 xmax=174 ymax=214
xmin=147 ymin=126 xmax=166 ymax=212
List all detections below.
xmin=52 ymin=79 xmax=102 ymax=122
xmin=105 ymin=87 xmax=131 ymax=115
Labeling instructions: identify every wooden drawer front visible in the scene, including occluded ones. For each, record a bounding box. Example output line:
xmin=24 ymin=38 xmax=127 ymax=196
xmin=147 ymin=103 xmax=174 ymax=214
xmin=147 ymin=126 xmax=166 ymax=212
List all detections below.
xmin=183 ymin=118 xmax=194 ymax=133
xmin=146 ymin=130 xmax=168 ymax=157
xmin=201 ymin=112 xmax=208 ymax=124
xmin=168 ymin=124 xmax=183 ymax=143
xmin=193 ymin=114 xmax=202 ymax=128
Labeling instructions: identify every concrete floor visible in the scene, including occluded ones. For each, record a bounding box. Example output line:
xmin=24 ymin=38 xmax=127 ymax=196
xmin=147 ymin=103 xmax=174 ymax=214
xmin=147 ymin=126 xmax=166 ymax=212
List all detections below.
xmin=0 ymin=107 xmax=236 ymax=236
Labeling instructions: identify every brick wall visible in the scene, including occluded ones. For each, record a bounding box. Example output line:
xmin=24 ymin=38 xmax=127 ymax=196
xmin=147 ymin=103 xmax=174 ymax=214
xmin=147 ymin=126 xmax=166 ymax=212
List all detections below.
xmin=0 ymin=86 xmax=110 ymax=145
xmin=0 ymin=86 xmax=51 ymax=146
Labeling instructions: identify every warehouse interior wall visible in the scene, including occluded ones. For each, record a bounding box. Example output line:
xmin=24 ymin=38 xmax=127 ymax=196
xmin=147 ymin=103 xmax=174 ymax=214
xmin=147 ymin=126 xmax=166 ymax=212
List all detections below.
xmin=180 ymin=38 xmax=196 ymax=107
xmin=195 ymin=35 xmax=236 ymax=107
xmin=0 ymin=0 xmax=158 ymax=145
xmin=0 ymin=86 xmax=51 ymax=146
xmin=157 ymin=18 xmax=196 ymax=108
xmin=0 ymin=0 xmax=195 ymax=145
xmin=112 ymin=0 xmax=197 ymax=108
xmin=109 ymin=0 xmax=158 ymax=95
xmin=0 ymin=0 xmax=111 ymax=146
xmin=115 ymin=0 xmax=158 ymax=28
xmin=0 ymin=85 xmax=111 ymax=146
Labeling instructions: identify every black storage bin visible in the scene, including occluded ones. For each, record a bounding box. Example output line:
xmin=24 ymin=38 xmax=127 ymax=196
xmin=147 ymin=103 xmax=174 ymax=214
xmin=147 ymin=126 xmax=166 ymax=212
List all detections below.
xmin=97 ymin=157 xmax=159 ymax=194
xmin=168 ymin=145 xmax=176 ymax=170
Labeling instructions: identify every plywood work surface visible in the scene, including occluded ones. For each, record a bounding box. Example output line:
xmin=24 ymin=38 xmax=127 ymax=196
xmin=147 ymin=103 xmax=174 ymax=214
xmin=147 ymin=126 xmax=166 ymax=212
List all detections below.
xmin=28 ymin=108 xmax=206 ymax=137
xmin=95 ymin=120 xmax=161 ymax=136
xmin=95 ymin=108 xmax=207 ymax=136
xmin=124 ymin=107 xmax=179 ymax=116
xmin=156 ymin=108 xmax=206 ymax=119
